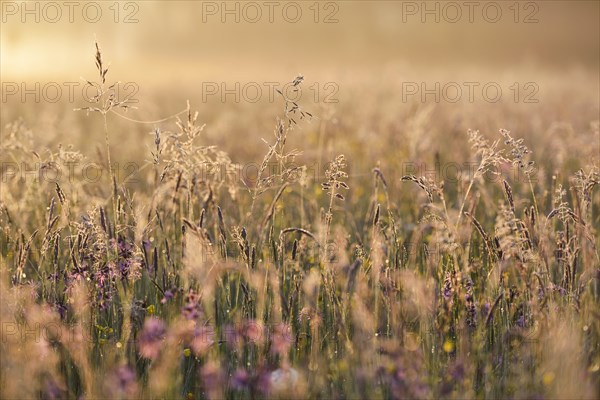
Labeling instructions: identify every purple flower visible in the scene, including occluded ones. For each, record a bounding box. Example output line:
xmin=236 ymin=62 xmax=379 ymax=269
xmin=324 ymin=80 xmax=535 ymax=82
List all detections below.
xmin=182 ymin=303 xmax=201 ymax=320
xmin=450 ymin=362 xmax=465 ymax=381
xmin=110 ymin=236 xmax=138 ymax=280
xmin=443 ymin=272 xmax=452 ymax=301
xmin=255 ymin=368 xmax=272 ymax=395
xmin=54 ymin=302 xmax=67 ymax=320
xmin=229 ymin=366 xmax=271 ymax=394
xmin=182 ymin=289 xmax=202 ymax=320
xmin=160 ymin=289 xmax=174 ymax=304
xmin=118 ymin=260 xmax=132 ymax=278
xmin=230 ymin=369 xmax=250 ymax=390
xmin=105 ymin=365 xmax=138 ymax=397
xmin=199 ymin=361 xmax=225 ymax=397
xmin=138 ymin=317 xmax=166 ymax=360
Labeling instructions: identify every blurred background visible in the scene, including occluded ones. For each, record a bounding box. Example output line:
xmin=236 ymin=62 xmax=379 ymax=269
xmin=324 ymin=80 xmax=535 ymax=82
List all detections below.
xmin=2 ymin=1 xmax=599 ymax=78
xmin=1 ymin=1 xmax=599 ymax=167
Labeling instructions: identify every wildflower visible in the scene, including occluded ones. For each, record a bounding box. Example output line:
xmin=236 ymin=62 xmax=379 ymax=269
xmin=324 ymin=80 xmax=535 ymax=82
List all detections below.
xmin=182 ymin=289 xmax=202 ymax=320
xmin=270 ymin=323 xmax=293 ymax=356
xmin=138 ymin=317 xmax=166 ymax=360
xmin=230 ymin=369 xmax=250 ymax=391
xmin=442 ymin=272 xmax=453 ymax=301
xmin=191 ymin=325 xmax=214 ymax=356
xmin=377 ymin=348 xmax=430 ymax=400
xmin=464 ymin=278 xmax=477 ymax=328
xmin=54 ymin=302 xmax=67 ymax=320
xmin=229 ymin=366 xmax=271 ymax=394
xmin=199 ymin=361 xmax=225 ymax=398
xmin=111 ymin=236 xmax=139 ymax=281
xmin=255 ymin=367 xmax=273 ymax=395
xmin=182 ymin=303 xmax=201 ymax=320
xmin=160 ymin=289 xmax=174 ymax=304
xmin=105 ymin=365 xmax=138 ymax=398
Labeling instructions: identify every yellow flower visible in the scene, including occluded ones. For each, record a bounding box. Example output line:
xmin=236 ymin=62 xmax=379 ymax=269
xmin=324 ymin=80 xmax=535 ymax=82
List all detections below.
xmin=543 ymin=371 xmax=555 ymax=386
xmin=443 ymin=339 xmax=454 ymax=353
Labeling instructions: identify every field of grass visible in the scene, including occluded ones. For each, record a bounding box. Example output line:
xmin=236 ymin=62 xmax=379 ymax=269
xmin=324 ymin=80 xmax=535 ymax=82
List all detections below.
xmin=1 ymin=6 xmax=600 ymax=399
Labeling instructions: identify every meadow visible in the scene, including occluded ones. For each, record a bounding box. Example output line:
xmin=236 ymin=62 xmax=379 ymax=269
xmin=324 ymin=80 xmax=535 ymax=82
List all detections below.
xmin=1 ymin=22 xmax=599 ymax=400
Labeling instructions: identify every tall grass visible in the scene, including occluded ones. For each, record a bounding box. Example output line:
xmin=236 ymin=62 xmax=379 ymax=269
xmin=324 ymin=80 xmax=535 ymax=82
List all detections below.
xmin=0 ymin=43 xmax=599 ymax=400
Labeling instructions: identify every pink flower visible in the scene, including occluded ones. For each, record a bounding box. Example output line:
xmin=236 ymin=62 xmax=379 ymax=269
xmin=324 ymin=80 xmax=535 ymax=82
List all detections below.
xmin=270 ymin=323 xmax=293 ymax=356
xmin=191 ymin=325 xmax=214 ymax=356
